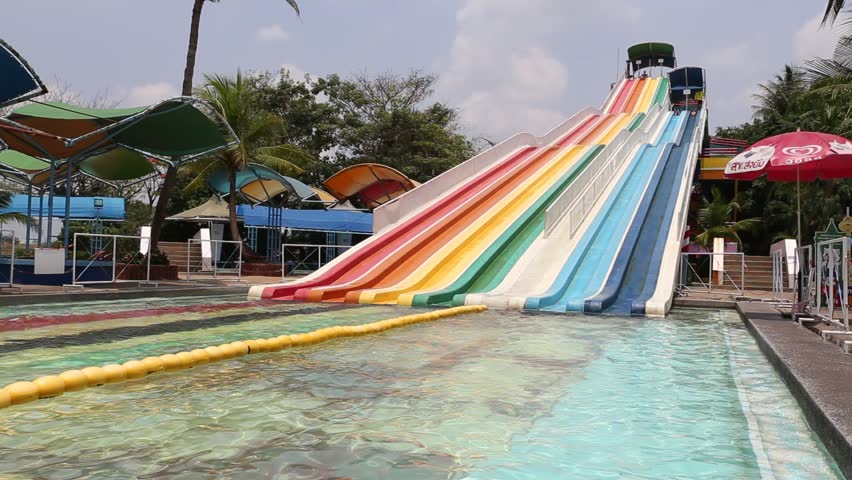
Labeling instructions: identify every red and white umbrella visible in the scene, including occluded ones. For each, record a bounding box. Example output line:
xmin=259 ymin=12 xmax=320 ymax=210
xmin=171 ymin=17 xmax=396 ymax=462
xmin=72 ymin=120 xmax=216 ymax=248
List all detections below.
xmin=724 ymin=131 xmax=852 ymax=299
xmin=725 ymin=131 xmax=852 ymax=181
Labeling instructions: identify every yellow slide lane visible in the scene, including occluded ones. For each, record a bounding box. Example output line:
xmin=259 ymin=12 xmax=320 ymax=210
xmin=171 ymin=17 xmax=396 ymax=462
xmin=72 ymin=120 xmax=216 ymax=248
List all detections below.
xmin=383 ymin=113 xmax=636 ymax=306
xmin=358 ymin=144 xmax=590 ymax=305
xmin=635 ymin=78 xmax=660 ymax=112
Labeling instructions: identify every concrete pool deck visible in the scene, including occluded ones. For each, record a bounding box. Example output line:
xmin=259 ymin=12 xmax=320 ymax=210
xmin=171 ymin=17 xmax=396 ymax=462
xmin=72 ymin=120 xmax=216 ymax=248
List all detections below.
xmin=737 ymin=301 xmax=852 ymax=479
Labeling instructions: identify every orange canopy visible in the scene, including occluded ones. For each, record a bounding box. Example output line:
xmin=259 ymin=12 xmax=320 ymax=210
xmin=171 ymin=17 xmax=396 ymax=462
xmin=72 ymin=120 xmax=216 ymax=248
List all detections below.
xmin=323 ymin=163 xmax=418 ymax=209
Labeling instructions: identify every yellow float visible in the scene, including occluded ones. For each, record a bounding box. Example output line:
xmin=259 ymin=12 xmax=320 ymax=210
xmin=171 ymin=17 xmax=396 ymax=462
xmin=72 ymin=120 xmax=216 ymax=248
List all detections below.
xmin=0 ymin=305 xmax=487 ymax=409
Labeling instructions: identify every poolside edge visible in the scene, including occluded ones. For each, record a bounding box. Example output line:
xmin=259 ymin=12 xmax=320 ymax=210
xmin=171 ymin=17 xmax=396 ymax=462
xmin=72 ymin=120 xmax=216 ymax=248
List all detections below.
xmin=736 ymin=301 xmax=852 ymax=480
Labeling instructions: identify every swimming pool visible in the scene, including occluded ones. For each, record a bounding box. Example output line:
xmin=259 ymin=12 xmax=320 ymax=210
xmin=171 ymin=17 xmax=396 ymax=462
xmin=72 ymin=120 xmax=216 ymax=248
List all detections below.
xmin=0 ymin=297 xmax=842 ymax=479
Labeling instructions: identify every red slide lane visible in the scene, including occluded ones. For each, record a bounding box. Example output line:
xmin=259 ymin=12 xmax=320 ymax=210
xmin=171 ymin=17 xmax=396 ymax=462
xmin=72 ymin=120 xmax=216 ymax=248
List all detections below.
xmin=609 ymin=79 xmax=638 ymax=114
xmin=293 ymin=114 xmax=611 ymax=302
xmin=262 ymin=114 xmax=599 ymax=299
xmin=296 ymin=145 xmax=565 ymax=302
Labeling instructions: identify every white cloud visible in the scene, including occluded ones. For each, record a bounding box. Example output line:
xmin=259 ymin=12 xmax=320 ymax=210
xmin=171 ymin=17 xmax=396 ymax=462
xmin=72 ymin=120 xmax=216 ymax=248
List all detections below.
xmin=121 ymin=82 xmax=179 ymax=106
xmin=255 ymin=24 xmax=290 ymax=43
xmin=280 ymin=63 xmax=307 ymax=81
xmin=438 ymin=0 xmax=583 ymax=141
xmin=793 ymin=13 xmax=839 ymax=63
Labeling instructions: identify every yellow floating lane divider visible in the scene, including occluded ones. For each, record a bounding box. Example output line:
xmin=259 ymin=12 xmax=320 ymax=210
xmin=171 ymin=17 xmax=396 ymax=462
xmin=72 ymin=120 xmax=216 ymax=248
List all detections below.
xmin=0 ymin=305 xmax=488 ymax=410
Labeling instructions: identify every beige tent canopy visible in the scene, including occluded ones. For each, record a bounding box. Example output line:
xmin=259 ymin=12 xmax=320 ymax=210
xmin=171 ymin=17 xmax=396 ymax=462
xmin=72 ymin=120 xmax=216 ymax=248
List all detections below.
xmin=166 ymin=196 xmax=239 ymax=223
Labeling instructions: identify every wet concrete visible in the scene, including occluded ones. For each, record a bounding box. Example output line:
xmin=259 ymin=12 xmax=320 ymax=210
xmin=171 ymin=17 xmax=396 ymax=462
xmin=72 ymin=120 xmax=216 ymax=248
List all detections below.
xmin=737 ymin=301 xmax=852 ymax=479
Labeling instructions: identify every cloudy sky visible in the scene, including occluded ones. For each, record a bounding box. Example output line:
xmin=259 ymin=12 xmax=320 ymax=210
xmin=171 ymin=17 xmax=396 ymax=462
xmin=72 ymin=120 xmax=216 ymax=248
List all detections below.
xmin=2 ymin=0 xmax=841 ymax=141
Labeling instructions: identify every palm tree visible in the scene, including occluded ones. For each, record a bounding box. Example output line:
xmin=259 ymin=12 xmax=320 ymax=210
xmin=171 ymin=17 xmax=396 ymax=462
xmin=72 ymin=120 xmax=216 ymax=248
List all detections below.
xmin=148 ymin=0 xmax=300 ymax=252
xmin=187 ymin=72 xmax=312 ymax=244
xmin=0 ymin=191 xmax=27 ymax=225
xmin=824 ymin=0 xmax=847 ymax=26
xmin=694 ymin=187 xmax=761 ymax=248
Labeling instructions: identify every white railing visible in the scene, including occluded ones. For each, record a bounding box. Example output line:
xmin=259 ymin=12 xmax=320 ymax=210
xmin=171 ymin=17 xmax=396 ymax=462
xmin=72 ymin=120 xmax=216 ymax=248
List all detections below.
xmin=373 ymin=106 xmax=601 ymax=233
xmin=281 ymin=243 xmax=352 ymax=278
xmin=72 ymin=233 xmax=153 ymax=286
xmin=0 ymin=229 xmax=15 ymax=287
xmin=772 ymin=249 xmax=788 ymax=302
xmin=814 ymin=237 xmax=849 ymax=331
xmin=549 ymin=105 xmax=665 ymax=238
xmin=186 ymin=238 xmax=242 ymax=281
xmin=677 ymin=252 xmax=745 ymax=296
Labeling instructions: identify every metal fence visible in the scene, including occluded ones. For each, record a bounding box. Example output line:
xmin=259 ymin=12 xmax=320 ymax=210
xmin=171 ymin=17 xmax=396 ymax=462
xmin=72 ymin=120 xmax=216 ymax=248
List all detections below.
xmin=0 ymin=229 xmax=14 ymax=286
xmin=186 ymin=238 xmax=242 ymax=281
xmin=676 ymin=252 xmax=745 ymax=295
xmin=72 ymin=233 xmax=152 ymax=286
xmin=814 ymin=237 xmax=849 ymax=330
xmin=281 ymin=243 xmax=352 ymax=278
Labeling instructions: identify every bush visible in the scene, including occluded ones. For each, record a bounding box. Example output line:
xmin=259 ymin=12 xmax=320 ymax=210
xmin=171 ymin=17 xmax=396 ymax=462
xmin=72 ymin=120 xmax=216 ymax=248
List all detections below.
xmin=119 ymin=249 xmax=170 ymax=266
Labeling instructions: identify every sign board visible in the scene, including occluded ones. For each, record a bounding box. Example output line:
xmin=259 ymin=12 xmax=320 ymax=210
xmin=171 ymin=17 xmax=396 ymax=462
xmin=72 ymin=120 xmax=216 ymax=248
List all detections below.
xmin=139 ymin=226 xmax=151 ymax=255
xmin=815 ymin=218 xmax=844 ymax=245
xmin=34 ymin=248 xmax=66 ymax=274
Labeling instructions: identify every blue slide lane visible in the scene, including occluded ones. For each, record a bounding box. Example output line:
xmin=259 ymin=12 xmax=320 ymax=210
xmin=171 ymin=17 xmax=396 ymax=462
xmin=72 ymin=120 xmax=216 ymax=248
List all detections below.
xmin=628 ymin=114 xmax=699 ymax=315
xmin=524 ymin=113 xmax=680 ymax=312
xmin=584 ymin=113 xmax=695 ymax=314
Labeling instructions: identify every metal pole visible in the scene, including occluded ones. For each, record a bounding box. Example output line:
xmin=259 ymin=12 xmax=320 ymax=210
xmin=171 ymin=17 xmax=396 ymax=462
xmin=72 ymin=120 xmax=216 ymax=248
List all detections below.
xmin=797 ymin=165 xmax=802 ymax=303
xmin=63 ymin=158 xmax=73 ymax=247
xmin=238 ymin=241 xmax=242 ymax=281
xmin=46 ymin=159 xmax=56 ymax=246
xmin=37 ymin=191 xmax=44 ymax=247
xmin=844 ymin=240 xmax=849 ymax=330
xmin=9 ymin=231 xmax=14 ymax=286
xmin=281 ymin=243 xmax=286 ymax=281
xmin=111 ymin=235 xmax=117 ymax=283
xmin=740 ymin=253 xmax=745 ymax=294
xmin=24 ymin=179 xmax=32 ymax=251
xmin=187 ymin=240 xmax=191 ymax=281
xmin=146 ymin=235 xmax=152 ymax=285
xmin=72 ymin=232 xmax=77 ymax=285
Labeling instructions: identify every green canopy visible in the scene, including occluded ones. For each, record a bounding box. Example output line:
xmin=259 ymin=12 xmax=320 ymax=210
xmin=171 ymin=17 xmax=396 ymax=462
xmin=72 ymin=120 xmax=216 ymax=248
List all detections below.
xmin=0 ymin=97 xmax=236 ymax=166
xmin=627 ymin=42 xmax=676 ymax=73
xmin=78 ymin=147 xmax=156 ymax=181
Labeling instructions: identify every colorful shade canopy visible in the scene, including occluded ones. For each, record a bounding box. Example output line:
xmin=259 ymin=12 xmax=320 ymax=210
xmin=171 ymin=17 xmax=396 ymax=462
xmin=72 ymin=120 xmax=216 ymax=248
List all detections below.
xmin=207 ymin=163 xmax=327 ymax=205
xmin=0 ymin=39 xmax=47 ymax=109
xmin=322 ymin=163 xmax=419 ymax=209
xmin=167 ymin=196 xmax=235 ymax=223
xmin=0 ymin=99 xmax=233 ymax=162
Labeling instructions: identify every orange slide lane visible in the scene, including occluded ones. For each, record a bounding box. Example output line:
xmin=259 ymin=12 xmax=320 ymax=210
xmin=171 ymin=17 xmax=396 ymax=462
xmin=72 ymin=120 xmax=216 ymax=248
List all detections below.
xmin=261 ymin=115 xmax=602 ymax=301
xmin=296 ymin=145 xmax=566 ymax=302
xmin=621 ymin=78 xmax=647 ymax=113
xmin=299 ymin=115 xmax=619 ymax=303
xmin=289 ymin=114 xmax=612 ymax=302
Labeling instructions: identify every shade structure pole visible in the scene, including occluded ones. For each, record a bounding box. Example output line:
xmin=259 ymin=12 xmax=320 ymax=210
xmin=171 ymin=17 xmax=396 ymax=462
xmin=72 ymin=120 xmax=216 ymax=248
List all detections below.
xmin=24 ymin=178 xmax=32 ymax=251
xmin=37 ymin=190 xmax=44 ymax=247
xmin=63 ymin=157 xmax=74 ymax=247
xmin=46 ymin=159 xmax=56 ymax=246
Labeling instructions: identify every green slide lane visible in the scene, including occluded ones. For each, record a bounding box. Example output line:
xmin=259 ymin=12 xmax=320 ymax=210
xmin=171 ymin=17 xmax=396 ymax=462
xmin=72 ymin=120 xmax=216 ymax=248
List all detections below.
xmin=651 ymin=78 xmax=670 ymax=107
xmin=410 ymin=145 xmax=604 ymax=307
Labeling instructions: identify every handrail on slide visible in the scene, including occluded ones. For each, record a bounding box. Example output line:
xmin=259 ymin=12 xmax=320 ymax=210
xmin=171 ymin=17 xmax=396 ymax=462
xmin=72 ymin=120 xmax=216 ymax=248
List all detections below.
xmin=644 ymin=106 xmax=707 ymax=316
xmin=544 ymin=102 xmax=667 ymax=238
xmin=372 ymin=79 xmax=634 ymax=233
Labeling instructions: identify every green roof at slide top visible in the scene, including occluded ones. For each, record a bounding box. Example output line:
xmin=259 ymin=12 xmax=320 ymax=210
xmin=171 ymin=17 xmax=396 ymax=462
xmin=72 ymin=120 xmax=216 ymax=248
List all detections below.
xmin=627 ymin=42 xmax=675 ymax=61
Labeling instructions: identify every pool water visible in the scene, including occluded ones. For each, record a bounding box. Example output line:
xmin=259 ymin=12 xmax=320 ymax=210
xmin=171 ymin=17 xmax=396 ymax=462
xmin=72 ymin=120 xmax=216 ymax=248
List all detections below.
xmin=0 ymin=297 xmax=842 ymax=479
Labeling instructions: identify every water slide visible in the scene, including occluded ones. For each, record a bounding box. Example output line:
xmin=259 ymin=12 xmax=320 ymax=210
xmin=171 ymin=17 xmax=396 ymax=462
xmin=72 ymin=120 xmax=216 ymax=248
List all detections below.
xmin=584 ymin=112 xmax=699 ymax=315
xmin=250 ymin=78 xmax=657 ymax=303
xmin=524 ymin=110 xmax=687 ymax=312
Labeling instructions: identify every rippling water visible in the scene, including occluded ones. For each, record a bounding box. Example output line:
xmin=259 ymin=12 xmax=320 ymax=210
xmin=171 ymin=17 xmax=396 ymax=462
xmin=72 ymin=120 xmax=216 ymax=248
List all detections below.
xmin=0 ymin=299 xmax=842 ymax=479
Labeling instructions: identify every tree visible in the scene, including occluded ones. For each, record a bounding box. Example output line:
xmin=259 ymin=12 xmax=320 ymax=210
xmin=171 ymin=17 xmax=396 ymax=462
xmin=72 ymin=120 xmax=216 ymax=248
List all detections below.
xmin=148 ymin=0 xmax=301 ymax=252
xmin=0 ymin=191 xmax=28 ymax=225
xmin=318 ymin=70 xmax=474 ymax=183
xmin=693 ymin=187 xmax=761 ymax=248
xmin=188 ymin=72 xmax=312 ymax=244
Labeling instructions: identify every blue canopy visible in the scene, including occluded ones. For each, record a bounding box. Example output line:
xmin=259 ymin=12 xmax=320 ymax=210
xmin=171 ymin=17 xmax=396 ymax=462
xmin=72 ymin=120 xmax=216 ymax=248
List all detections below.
xmin=0 ymin=39 xmax=47 ymax=109
xmin=0 ymin=194 xmax=124 ymax=220
xmin=238 ymin=205 xmax=372 ymax=234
